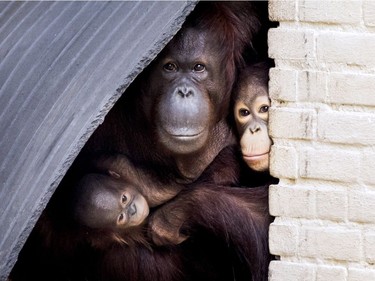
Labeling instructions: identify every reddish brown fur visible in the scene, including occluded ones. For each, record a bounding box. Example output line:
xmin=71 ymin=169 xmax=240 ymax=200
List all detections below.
xmin=189 ymin=2 xmax=261 ymax=100
xmin=149 ymin=184 xmax=271 ymax=281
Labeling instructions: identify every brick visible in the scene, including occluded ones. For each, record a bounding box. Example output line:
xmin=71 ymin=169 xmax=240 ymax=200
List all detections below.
xmin=299 ymin=226 xmax=361 ymax=261
xmin=269 ymin=0 xmax=296 ymax=22
xmin=269 ymin=145 xmax=298 ymax=179
xmin=364 ymin=231 xmax=375 ymax=263
xmin=327 ymin=73 xmax=375 ymax=107
xmin=349 ymin=191 xmax=375 ymax=223
xmin=298 ymin=70 xmax=327 ymax=102
xmin=361 ymin=152 xmax=375 ymax=185
xmin=269 ymin=223 xmax=299 ymax=256
xmin=268 ymin=28 xmax=315 ymax=60
xmin=348 ymin=268 xmax=375 ymax=281
xmin=269 ymin=261 xmax=315 ymax=281
xmin=364 ymin=1 xmax=375 ymax=27
xmin=317 ymin=111 xmax=375 ymax=145
xmin=316 ymin=265 xmax=347 ymax=281
xmin=316 ymin=189 xmax=347 ymax=221
xmin=299 ymin=0 xmax=361 ymax=24
xmin=317 ymin=32 xmax=375 ymax=67
xmin=269 ymin=184 xmax=315 ymax=218
xmin=269 ymin=108 xmax=315 ymax=140
xmin=300 ymin=147 xmax=360 ymax=183
xmin=269 ymin=68 xmax=297 ymax=102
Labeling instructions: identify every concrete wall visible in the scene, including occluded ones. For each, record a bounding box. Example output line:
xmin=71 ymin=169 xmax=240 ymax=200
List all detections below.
xmin=267 ymin=1 xmax=375 ymax=280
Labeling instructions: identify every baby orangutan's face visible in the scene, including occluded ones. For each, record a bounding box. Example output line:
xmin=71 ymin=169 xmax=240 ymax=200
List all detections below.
xmin=114 ymin=186 xmax=149 ymax=229
xmin=74 ymin=174 xmax=149 ymax=230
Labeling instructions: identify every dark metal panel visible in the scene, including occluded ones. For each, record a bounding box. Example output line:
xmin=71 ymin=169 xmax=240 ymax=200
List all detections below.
xmin=0 ymin=1 xmax=197 ymax=278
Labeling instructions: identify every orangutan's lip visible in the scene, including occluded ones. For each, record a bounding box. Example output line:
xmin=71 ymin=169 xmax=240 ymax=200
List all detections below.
xmin=171 ymin=132 xmax=202 ymax=139
xmin=243 ymin=152 xmax=269 ymax=162
xmin=165 ymin=128 xmax=204 ymax=140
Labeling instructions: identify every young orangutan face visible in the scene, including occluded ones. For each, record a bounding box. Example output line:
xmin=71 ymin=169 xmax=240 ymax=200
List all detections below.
xmin=234 ymin=68 xmax=272 ymax=172
xmin=73 ymin=174 xmax=149 ymax=230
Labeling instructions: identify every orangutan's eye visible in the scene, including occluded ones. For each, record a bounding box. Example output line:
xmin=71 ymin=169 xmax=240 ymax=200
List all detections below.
xmin=118 ymin=213 xmax=125 ymax=224
xmin=259 ymin=105 xmax=269 ymax=113
xmin=121 ymin=194 xmax=128 ymax=204
xmin=193 ymin=64 xmax=205 ymax=72
xmin=163 ymin=62 xmax=178 ymax=72
xmin=239 ymin=108 xmax=250 ymax=117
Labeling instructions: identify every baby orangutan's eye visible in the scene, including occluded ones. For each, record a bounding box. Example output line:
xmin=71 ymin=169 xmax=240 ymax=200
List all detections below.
xmin=117 ymin=213 xmax=128 ymax=225
xmin=122 ymin=194 xmax=128 ymax=204
xmin=118 ymin=213 xmax=125 ymax=224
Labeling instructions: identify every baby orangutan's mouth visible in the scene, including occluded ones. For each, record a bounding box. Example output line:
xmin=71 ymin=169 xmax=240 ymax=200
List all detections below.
xmin=243 ymin=152 xmax=269 ymax=162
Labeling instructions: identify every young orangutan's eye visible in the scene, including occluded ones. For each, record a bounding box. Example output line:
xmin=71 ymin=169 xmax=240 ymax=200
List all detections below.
xmin=122 ymin=194 xmax=128 ymax=204
xmin=259 ymin=105 xmax=269 ymax=113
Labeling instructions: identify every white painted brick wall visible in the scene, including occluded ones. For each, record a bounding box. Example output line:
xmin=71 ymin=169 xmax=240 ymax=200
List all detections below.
xmin=317 ymin=32 xmax=375 ymax=67
xmin=269 ymin=261 xmax=315 ymax=281
xmin=298 ymin=1 xmax=361 ymax=24
xmin=364 ymin=1 xmax=375 ymax=27
xmin=267 ymin=0 xmax=375 ymax=280
xmin=316 ymin=265 xmax=347 ymax=281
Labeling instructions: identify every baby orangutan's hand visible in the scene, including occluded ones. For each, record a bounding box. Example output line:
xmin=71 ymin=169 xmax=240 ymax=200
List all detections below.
xmin=148 ymin=204 xmax=189 ymax=246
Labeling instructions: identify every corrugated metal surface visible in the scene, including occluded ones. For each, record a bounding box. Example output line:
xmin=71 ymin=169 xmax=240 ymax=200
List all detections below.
xmin=0 ymin=1 xmax=197 ymax=278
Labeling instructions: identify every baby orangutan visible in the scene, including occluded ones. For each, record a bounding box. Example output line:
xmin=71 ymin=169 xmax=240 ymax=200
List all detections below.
xmin=73 ymin=173 xmax=150 ymax=236
xmin=234 ymin=62 xmax=272 ymax=172
xmin=73 ymin=153 xmax=186 ymax=246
